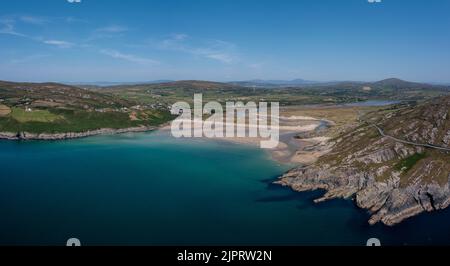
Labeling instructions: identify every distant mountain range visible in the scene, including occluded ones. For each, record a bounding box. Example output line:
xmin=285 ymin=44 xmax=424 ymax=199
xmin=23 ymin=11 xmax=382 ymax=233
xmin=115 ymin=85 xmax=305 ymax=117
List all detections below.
xmin=145 ymin=78 xmax=450 ymax=91
xmin=103 ymin=80 xmax=239 ymax=91
xmin=72 ymin=79 xmax=317 ymax=88
xmin=6 ymin=78 xmax=449 ymax=93
xmin=229 ymin=79 xmax=320 ymax=88
xmin=70 ymin=80 xmax=174 ymax=87
xmin=67 ymin=78 xmax=450 ymax=90
xmin=369 ymin=78 xmax=437 ymax=90
xmin=230 ymin=78 xmax=450 ymax=89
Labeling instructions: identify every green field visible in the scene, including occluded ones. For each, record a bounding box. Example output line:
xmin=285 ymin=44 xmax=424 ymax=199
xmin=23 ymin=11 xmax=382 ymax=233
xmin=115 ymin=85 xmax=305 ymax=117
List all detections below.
xmin=0 ymin=81 xmax=175 ymax=134
xmin=395 ymin=153 xmax=428 ymax=172
xmin=1 ymin=79 xmax=449 ymax=135
xmin=0 ymin=108 xmax=174 ymax=134
xmin=102 ymin=79 xmax=450 ymax=107
xmin=10 ymin=108 xmax=63 ymax=123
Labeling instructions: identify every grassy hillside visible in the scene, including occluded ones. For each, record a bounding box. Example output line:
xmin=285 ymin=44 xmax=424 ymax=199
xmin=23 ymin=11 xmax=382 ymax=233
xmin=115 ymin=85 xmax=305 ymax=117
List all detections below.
xmin=320 ymin=96 xmax=450 ymax=185
xmin=0 ymin=81 xmax=173 ymax=134
xmin=1 ymin=78 xmax=449 ymax=135
xmin=97 ymin=79 xmax=450 ymax=107
xmin=97 ymin=80 xmax=366 ymax=106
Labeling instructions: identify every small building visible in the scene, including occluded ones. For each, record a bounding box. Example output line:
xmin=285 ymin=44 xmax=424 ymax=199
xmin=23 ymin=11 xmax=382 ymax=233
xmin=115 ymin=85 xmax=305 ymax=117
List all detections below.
xmin=171 ymin=108 xmax=184 ymax=115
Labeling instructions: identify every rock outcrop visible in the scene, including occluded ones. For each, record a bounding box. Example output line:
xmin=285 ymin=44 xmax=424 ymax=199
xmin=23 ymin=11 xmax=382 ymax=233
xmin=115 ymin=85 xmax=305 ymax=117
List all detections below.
xmin=277 ymin=96 xmax=450 ymax=226
xmin=0 ymin=126 xmax=156 ymax=141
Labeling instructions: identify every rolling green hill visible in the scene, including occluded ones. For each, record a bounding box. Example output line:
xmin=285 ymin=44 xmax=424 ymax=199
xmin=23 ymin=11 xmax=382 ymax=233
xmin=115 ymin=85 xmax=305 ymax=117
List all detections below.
xmin=0 ymin=81 xmax=173 ymax=136
xmin=97 ymin=78 xmax=450 ymax=107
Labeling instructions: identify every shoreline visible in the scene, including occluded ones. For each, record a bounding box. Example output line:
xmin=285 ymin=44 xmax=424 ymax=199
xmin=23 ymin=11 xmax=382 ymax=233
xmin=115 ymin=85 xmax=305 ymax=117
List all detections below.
xmin=160 ymin=118 xmax=333 ymax=165
xmin=0 ymin=125 xmax=161 ymax=141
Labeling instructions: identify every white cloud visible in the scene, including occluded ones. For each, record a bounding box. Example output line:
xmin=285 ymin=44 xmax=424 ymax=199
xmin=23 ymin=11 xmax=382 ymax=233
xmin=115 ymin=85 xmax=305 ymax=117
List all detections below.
xmin=191 ymin=40 xmax=238 ymax=64
xmin=203 ymin=53 xmax=234 ymax=64
xmin=95 ymin=25 xmax=129 ymax=33
xmin=19 ymin=15 xmax=48 ymax=25
xmin=0 ymin=18 xmax=75 ymax=48
xmin=172 ymin=33 xmax=189 ymax=41
xmin=43 ymin=40 xmax=74 ymax=48
xmin=65 ymin=16 xmax=88 ymax=24
xmin=158 ymin=35 xmax=239 ymax=64
xmin=0 ymin=15 xmax=50 ymax=38
xmin=0 ymin=19 xmax=26 ymax=37
xmin=100 ymin=49 xmax=159 ymax=65
xmin=86 ymin=25 xmax=130 ymax=42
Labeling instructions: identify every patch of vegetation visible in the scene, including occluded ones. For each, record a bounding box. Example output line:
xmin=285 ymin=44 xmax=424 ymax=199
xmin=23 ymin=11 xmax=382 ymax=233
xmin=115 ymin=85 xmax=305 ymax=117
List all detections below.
xmin=395 ymin=153 xmax=427 ymax=172
xmin=0 ymin=108 xmax=174 ymax=134
xmin=0 ymin=81 xmax=176 ymax=134
xmin=104 ymin=81 xmax=371 ymax=107
xmin=11 ymin=108 xmax=62 ymax=123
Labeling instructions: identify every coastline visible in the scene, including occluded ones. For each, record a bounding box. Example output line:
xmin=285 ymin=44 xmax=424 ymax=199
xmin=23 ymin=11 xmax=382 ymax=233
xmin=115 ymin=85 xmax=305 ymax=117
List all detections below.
xmin=274 ymin=98 xmax=450 ymax=227
xmin=3 ymin=110 xmax=444 ymax=228
xmin=0 ymin=125 xmax=161 ymax=141
xmin=159 ymin=117 xmax=332 ymax=165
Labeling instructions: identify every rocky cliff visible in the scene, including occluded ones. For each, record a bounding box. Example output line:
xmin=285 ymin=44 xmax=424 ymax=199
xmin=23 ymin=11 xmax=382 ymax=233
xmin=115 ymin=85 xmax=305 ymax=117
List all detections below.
xmin=277 ymin=96 xmax=450 ymax=226
xmin=0 ymin=126 xmax=156 ymax=141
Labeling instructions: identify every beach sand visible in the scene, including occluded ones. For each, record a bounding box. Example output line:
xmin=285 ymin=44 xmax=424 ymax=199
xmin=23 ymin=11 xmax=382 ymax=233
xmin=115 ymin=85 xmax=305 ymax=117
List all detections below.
xmin=160 ymin=108 xmax=339 ymax=165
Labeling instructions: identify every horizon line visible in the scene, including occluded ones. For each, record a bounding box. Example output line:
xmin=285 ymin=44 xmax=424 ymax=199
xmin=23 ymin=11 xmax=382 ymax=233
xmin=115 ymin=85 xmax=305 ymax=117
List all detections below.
xmin=1 ymin=78 xmax=450 ymax=86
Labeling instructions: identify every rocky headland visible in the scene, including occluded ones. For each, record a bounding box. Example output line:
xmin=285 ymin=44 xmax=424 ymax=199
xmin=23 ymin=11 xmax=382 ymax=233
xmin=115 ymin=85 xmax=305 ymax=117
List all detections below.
xmin=277 ymin=96 xmax=450 ymax=226
xmin=0 ymin=126 xmax=157 ymax=141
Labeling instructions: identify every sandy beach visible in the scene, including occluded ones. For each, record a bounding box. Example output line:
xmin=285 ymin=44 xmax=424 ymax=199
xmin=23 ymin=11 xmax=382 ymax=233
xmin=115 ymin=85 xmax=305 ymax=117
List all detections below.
xmin=160 ymin=108 xmax=341 ymax=165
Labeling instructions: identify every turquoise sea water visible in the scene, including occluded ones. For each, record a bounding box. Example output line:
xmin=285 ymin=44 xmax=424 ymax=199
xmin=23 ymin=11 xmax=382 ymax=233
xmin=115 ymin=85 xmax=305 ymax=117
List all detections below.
xmin=0 ymin=131 xmax=449 ymax=246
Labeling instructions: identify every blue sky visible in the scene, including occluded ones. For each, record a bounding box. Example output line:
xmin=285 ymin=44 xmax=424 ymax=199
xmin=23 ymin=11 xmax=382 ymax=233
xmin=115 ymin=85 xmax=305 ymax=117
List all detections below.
xmin=0 ymin=0 xmax=449 ymax=83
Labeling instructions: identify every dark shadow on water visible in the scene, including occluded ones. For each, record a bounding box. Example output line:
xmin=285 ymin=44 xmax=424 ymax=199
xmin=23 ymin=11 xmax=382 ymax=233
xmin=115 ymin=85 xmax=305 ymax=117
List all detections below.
xmin=258 ymin=174 xmax=450 ymax=245
xmin=259 ymin=176 xmax=282 ymax=185
xmin=260 ymin=177 xmax=370 ymax=216
xmin=295 ymin=196 xmax=364 ymax=216
xmin=257 ymin=194 xmax=308 ymax=203
xmin=256 ymin=181 xmax=326 ymax=203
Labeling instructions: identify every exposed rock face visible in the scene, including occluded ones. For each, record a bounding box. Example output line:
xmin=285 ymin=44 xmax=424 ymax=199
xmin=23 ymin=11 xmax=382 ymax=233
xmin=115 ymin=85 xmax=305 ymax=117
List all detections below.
xmin=0 ymin=126 xmax=156 ymax=141
xmin=277 ymin=96 xmax=450 ymax=226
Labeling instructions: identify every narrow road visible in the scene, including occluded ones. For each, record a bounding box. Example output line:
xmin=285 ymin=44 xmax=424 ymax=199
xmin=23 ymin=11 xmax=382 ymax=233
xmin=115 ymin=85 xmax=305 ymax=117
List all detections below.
xmin=372 ymin=124 xmax=450 ymax=152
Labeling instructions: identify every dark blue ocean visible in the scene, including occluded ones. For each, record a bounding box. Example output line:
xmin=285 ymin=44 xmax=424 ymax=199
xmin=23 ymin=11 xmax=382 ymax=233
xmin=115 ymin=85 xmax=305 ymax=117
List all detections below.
xmin=0 ymin=131 xmax=449 ymax=246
